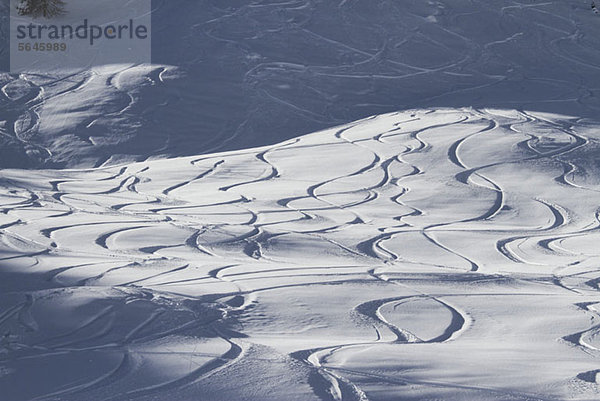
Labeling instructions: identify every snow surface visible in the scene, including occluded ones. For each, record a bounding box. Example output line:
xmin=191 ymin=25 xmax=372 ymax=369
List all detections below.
xmin=2 ymin=108 xmax=600 ymax=400
xmin=2 ymin=0 xmax=600 ymax=168
xmin=2 ymin=1 xmax=600 ymax=401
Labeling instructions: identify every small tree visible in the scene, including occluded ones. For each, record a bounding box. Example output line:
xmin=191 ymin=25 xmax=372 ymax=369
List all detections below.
xmin=17 ymin=0 xmax=66 ymax=18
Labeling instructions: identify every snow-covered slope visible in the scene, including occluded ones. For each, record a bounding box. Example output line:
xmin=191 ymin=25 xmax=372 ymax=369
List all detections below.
xmin=2 ymin=0 xmax=600 ymax=168
xmin=2 ymin=108 xmax=600 ymax=400
xmin=4 ymin=1 xmax=600 ymax=400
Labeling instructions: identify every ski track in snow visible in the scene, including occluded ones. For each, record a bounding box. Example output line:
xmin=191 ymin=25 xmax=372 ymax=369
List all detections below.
xmin=1 ymin=108 xmax=600 ymax=400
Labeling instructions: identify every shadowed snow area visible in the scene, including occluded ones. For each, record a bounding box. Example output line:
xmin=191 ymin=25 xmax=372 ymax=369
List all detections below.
xmin=1 ymin=0 xmax=600 ymax=167
xmin=3 ymin=1 xmax=600 ymax=401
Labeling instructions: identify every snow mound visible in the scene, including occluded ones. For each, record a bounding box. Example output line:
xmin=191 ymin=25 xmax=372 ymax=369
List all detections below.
xmin=2 ymin=108 xmax=600 ymax=400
